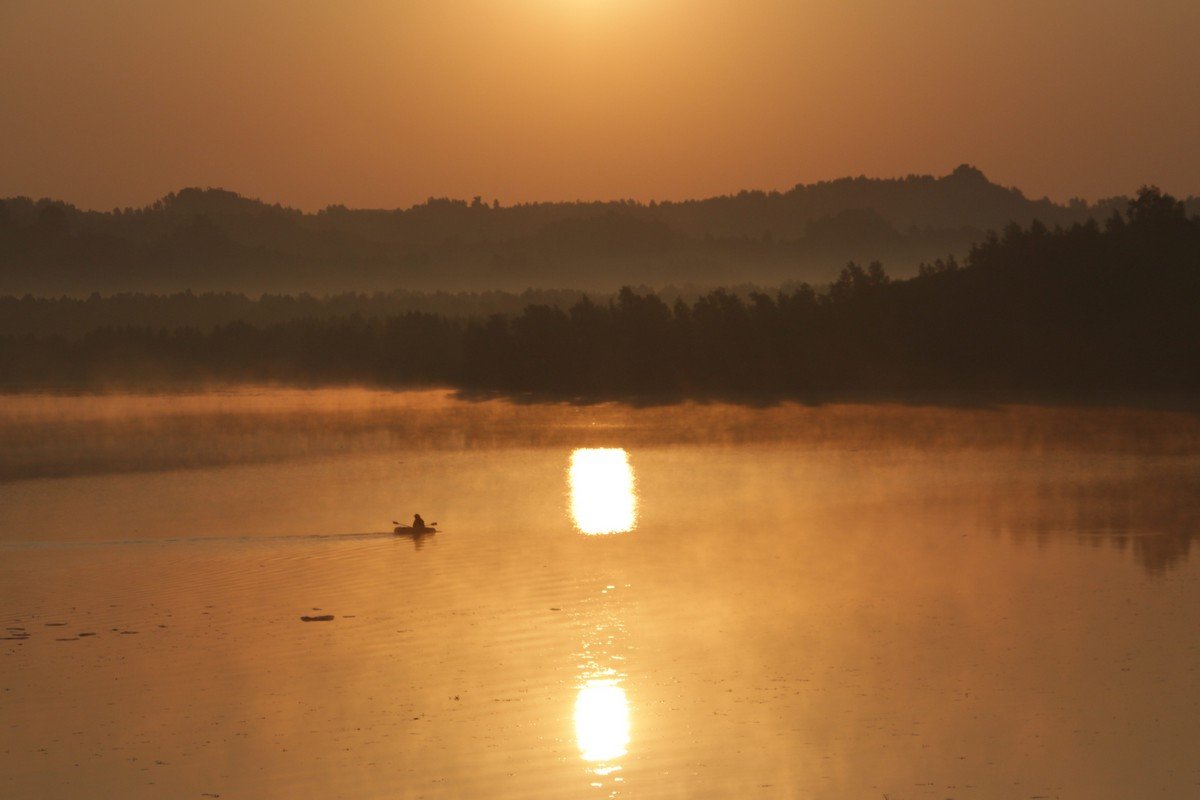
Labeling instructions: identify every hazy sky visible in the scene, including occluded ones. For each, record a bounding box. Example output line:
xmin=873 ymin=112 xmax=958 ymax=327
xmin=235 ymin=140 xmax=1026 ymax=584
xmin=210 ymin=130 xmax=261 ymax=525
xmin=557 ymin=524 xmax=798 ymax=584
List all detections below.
xmin=2 ymin=0 xmax=1198 ymax=211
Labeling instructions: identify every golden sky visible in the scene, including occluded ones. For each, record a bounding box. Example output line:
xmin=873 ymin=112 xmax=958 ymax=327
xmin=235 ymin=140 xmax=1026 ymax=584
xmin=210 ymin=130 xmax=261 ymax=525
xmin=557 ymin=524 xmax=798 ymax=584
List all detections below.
xmin=2 ymin=0 xmax=1198 ymax=210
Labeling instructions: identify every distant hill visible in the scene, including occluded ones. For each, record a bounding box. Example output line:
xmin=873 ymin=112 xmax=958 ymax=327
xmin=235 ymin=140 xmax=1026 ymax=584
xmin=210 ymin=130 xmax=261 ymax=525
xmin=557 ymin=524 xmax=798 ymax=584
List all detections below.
xmin=1 ymin=166 xmax=1195 ymax=295
xmin=3 ymin=188 xmax=1196 ymax=405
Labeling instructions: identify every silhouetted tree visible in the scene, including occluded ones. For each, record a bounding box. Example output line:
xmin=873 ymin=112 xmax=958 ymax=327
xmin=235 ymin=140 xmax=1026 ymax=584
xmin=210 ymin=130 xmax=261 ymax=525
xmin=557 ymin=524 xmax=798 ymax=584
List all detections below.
xmin=3 ymin=193 xmax=1197 ymax=401
xmin=35 ymin=204 xmax=69 ymax=239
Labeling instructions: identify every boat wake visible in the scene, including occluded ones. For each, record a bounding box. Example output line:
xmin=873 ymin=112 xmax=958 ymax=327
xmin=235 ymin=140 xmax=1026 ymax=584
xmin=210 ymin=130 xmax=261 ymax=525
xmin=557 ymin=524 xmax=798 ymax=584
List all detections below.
xmin=0 ymin=531 xmax=400 ymax=550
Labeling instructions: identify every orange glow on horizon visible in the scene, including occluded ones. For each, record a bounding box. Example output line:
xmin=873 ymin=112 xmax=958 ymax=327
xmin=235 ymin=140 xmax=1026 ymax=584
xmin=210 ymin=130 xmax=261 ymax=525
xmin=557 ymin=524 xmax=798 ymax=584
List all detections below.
xmin=1 ymin=1 xmax=1197 ymax=210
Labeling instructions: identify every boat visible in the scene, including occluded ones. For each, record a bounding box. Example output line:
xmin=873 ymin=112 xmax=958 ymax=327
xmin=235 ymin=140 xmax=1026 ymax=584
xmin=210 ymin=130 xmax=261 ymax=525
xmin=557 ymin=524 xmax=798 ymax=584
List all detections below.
xmin=393 ymin=524 xmax=438 ymax=535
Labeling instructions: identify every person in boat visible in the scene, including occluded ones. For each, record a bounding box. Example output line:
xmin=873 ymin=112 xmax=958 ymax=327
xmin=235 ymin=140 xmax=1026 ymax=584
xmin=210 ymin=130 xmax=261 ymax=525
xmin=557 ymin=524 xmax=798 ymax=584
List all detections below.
xmin=412 ymin=513 xmax=428 ymax=532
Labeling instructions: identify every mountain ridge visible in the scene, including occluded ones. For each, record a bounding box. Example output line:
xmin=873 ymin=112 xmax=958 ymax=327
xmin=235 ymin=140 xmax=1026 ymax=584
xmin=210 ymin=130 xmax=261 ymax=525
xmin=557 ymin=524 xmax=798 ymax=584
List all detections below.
xmin=2 ymin=166 xmax=1196 ymax=295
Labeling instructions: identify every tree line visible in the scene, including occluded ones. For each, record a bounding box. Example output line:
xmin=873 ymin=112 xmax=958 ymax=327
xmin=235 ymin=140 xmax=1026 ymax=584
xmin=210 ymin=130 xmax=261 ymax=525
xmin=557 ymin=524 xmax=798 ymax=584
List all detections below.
xmin=0 ymin=288 xmax=604 ymax=339
xmin=5 ymin=166 xmax=1195 ymax=295
xmin=1 ymin=188 xmax=1196 ymax=403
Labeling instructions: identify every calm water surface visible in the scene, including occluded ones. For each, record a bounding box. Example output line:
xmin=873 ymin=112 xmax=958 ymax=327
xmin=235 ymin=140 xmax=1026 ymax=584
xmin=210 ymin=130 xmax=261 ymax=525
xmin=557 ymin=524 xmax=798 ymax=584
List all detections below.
xmin=2 ymin=390 xmax=1199 ymax=799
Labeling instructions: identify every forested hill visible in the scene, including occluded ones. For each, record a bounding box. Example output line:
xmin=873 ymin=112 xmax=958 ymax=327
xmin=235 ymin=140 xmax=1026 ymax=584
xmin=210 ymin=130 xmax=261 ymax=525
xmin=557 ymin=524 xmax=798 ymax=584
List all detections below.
xmin=2 ymin=189 xmax=1196 ymax=405
xmin=5 ymin=166 xmax=1194 ymax=295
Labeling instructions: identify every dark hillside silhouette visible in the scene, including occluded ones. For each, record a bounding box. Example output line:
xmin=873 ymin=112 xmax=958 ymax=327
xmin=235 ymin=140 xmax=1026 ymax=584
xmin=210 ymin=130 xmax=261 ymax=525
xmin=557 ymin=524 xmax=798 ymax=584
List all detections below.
xmin=4 ymin=167 xmax=1194 ymax=295
xmin=2 ymin=188 xmax=1196 ymax=406
xmin=0 ymin=287 xmax=739 ymax=339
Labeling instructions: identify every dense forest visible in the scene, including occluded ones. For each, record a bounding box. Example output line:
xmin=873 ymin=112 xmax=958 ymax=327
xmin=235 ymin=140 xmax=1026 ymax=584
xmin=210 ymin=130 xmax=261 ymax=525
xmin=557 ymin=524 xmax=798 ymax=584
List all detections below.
xmin=5 ymin=166 xmax=1195 ymax=295
xmin=2 ymin=188 xmax=1196 ymax=404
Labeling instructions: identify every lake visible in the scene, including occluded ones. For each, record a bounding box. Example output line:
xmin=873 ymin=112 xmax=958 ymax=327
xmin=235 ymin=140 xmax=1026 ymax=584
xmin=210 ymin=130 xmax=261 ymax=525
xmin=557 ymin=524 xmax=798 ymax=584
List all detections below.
xmin=2 ymin=389 xmax=1199 ymax=799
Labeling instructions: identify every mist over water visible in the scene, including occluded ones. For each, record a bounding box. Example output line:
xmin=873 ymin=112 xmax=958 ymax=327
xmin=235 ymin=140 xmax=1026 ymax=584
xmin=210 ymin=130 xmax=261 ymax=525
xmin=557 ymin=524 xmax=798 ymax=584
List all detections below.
xmin=2 ymin=389 xmax=1199 ymax=798
xmin=5 ymin=0 xmax=1199 ymax=795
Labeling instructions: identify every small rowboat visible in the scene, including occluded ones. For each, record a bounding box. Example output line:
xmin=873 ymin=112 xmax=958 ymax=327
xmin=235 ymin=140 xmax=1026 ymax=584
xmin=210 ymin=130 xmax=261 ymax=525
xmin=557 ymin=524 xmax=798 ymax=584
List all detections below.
xmin=393 ymin=525 xmax=438 ymax=535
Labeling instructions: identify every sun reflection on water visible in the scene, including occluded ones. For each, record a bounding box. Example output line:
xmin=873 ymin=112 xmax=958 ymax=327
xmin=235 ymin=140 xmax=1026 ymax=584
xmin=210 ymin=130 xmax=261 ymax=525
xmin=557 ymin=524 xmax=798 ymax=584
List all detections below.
xmin=574 ymin=679 xmax=630 ymax=766
xmin=569 ymin=448 xmax=637 ymax=534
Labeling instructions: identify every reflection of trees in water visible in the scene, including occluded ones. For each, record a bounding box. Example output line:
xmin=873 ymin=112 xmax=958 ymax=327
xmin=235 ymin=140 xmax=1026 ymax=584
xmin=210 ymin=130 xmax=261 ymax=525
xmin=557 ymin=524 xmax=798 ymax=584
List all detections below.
xmin=996 ymin=473 xmax=1200 ymax=575
xmin=1105 ymin=530 xmax=1193 ymax=576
